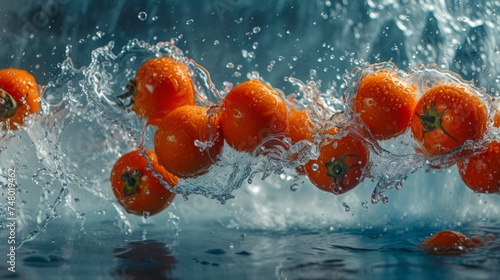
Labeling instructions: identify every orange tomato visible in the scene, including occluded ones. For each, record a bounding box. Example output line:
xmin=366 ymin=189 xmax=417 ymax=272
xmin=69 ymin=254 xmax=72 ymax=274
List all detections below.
xmin=286 ymin=107 xmax=314 ymax=175
xmin=0 ymin=68 xmax=40 ymax=130
xmin=154 ymin=105 xmax=224 ymax=178
xmin=457 ymin=141 xmax=500 ymax=193
xmin=220 ymin=80 xmax=288 ymax=153
xmin=419 ymin=230 xmax=490 ymax=254
xmin=127 ymin=56 xmax=195 ymax=126
xmin=304 ymin=128 xmax=369 ymax=194
xmin=353 ymin=70 xmax=418 ymax=140
xmin=110 ymin=150 xmax=177 ymax=216
xmin=286 ymin=107 xmax=314 ymax=143
xmin=494 ymin=98 xmax=500 ymax=127
xmin=411 ymin=83 xmax=488 ymax=156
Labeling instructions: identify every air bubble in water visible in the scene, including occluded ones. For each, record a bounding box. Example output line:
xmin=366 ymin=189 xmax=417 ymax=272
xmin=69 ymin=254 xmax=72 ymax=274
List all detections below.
xmin=290 ymin=184 xmax=299 ymax=191
xmin=253 ymin=26 xmax=261 ymax=33
xmin=138 ymin=11 xmax=147 ymax=21
xmin=186 ymin=19 xmax=194 ymax=25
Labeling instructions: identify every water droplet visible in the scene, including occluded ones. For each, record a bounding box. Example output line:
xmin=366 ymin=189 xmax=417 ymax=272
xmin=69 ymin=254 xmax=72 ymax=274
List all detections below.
xmin=311 ymin=163 xmax=319 ymax=171
xmin=186 ymin=19 xmax=194 ymax=25
xmin=253 ymin=26 xmax=261 ymax=33
xmin=74 ymin=198 xmax=80 ymax=203
xmin=152 ymin=16 xmax=158 ymax=21
xmin=361 ymin=201 xmax=368 ymax=209
xmin=290 ymin=184 xmax=299 ymax=191
xmin=342 ymin=202 xmax=350 ymax=212
xmin=138 ymin=11 xmax=147 ymax=21
xmin=214 ymin=40 xmax=219 ymax=45
xmin=226 ymin=62 xmax=235 ymax=68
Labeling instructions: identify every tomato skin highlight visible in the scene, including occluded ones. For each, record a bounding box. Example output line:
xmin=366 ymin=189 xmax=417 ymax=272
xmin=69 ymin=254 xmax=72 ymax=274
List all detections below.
xmin=354 ymin=70 xmax=418 ymax=140
xmin=0 ymin=68 xmax=41 ymax=130
xmin=131 ymin=57 xmax=195 ymax=126
xmin=304 ymin=128 xmax=369 ymax=194
xmin=110 ymin=150 xmax=177 ymax=216
xmin=220 ymin=80 xmax=289 ymax=153
xmin=154 ymin=105 xmax=224 ymax=178
xmin=411 ymin=83 xmax=488 ymax=156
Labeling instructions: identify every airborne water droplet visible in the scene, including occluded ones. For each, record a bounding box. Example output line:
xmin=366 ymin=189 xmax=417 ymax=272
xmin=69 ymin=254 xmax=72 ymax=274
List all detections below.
xmin=342 ymin=202 xmax=350 ymax=212
xmin=138 ymin=11 xmax=148 ymax=21
xmin=290 ymin=184 xmax=299 ymax=191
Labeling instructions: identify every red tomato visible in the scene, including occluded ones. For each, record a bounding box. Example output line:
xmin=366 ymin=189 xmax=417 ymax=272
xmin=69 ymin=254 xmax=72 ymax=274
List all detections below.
xmin=353 ymin=69 xmax=418 ymax=140
xmin=110 ymin=150 xmax=177 ymax=216
xmin=125 ymin=56 xmax=195 ymax=126
xmin=411 ymin=83 xmax=488 ymax=156
xmin=154 ymin=105 xmax=224 ymax=178
xmin=220 ymin=80 xmax=288 ymax=153
xmin=304 ymin=128 xmax=369 ymax=194
xmin=0 ymin=68 xmax=41 ymax=130
xmin=419 ymin=230 xmax=491 ymax=254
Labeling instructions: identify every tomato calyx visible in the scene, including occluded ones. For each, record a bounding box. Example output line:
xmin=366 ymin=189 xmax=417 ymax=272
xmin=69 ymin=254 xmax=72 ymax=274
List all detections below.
xmin=324 ymin=154 xmax=361 ymax=193
xmin=417 ymin=101 xmax=458 ymax=142
xmin=116 ymin=80 xmax=136 ymax=109
xmin=0 ymin=88 xmax=18 ymax=120
xmin=120 ymin=169 xmax=141 ymax=197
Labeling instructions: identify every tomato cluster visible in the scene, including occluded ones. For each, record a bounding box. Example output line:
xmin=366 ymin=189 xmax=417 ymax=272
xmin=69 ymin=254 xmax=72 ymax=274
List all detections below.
xmin=109 ymin=56 xmax=500 ymax=216
xmin=5 ymin=55 xmax=498 ymax=217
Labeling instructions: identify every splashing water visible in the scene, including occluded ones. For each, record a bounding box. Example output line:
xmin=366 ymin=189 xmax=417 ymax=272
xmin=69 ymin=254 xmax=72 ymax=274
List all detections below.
xmin=1 ymin=1 xmax=500 ymax=244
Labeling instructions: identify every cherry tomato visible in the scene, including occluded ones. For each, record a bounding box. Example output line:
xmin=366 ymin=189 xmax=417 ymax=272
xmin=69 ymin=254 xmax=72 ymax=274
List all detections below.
xmin=286 ymin=107 xmax=314 ymax=144
xmin=286 ymin=107 xmax=315 ymax=175
xmin=494 ymin=98 xmax=500 ymax=128
xmin=353 ymin=69 xmax=418 ymax=140
xmin=411 ymin=83 xmax=488 ymax=156
xmin=457 ymin=113 xmax=500 ymax=193
xmin=110 ymin=150 xmax=177 ymax=216
xmin=304 ymin=128 xmax=369 ymax=194
xmin=154 ymin=105 xmax=224 ymax=178
xmin=124 ymin=56 xmax=195 ymax=126
xmin=220 ymin=80 xmax=288 ymax=153
xmin=419 ymin=230 xmax=490 ymax=254
xmin=0 ymin=68 xmax=40 ymax=130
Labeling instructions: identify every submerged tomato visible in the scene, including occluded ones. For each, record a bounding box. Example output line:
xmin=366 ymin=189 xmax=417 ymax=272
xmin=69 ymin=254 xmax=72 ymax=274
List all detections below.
xmin=419 ymin=230 xmax=493 ymax=255
xmin=110 ymin=150 xmax=178 ymax=216
xmin=0 ymin=68 xmax=41 ymax=130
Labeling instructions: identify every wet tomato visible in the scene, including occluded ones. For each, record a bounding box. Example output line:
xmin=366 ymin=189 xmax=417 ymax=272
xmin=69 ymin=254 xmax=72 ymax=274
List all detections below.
xmin=121 ymin=56 xmax=195 ymax=126
xmin=304 ymin=128 xmax=369 ymax=194
xmin=353 ymin=70 xmax=418 ymax=140
xmin=285 ymin=107 xmax=315 ymax=175
xmin=110 ymin=150 xmax=177 ymax=216
xmin=419 ymin=230 xmax=492 ymax=255
xmin=0 ymin=68 xmax=41 ymax=130
xmin=457 ymin=114 xmax=500 ymax=194
xmin=220 ymin=80 xmax=288 ymax=153
xmin=286 ymin=107 xmax=314 ymax=144
xmin=154 ymin=105 xmax=224 ymax=178
xmin=411 ymin=83 xmax=488 ymax=156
